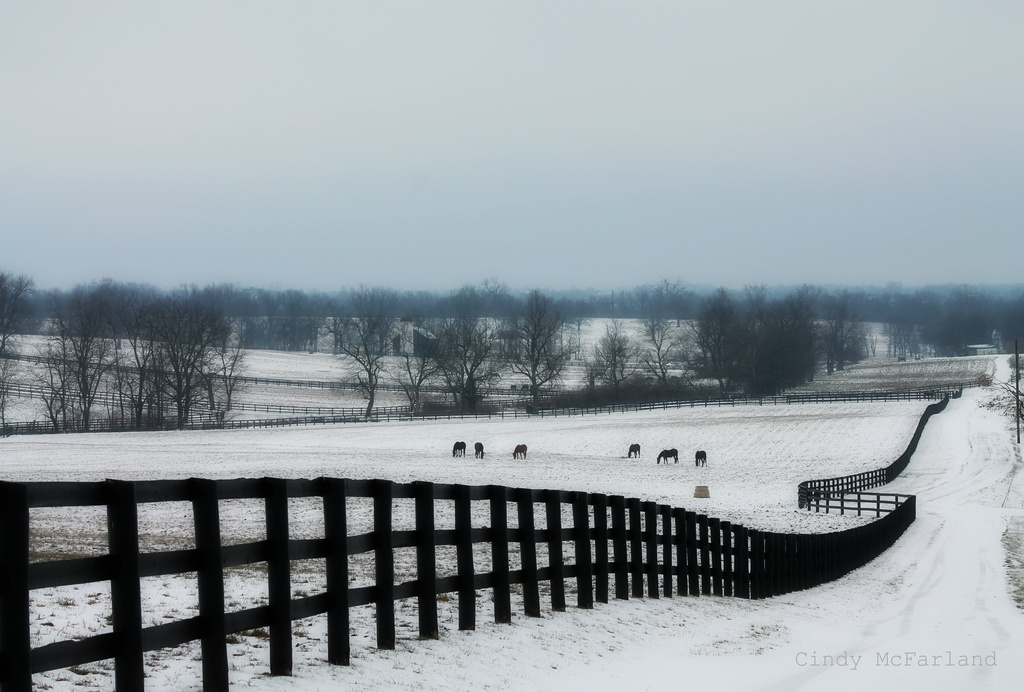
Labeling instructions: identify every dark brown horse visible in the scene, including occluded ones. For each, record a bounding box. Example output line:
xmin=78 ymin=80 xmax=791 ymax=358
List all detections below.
xmin=452 ymin=441 xmax=466 ymax=457
xmin=513 ymin=444 xmax=528 ymax=459
xmin=628 ymin=443 xmax=641 ymax=458
xmin=695 ymin=450 xmax=707 ymax=467
xmin=474 ymin=442 xmax=484 ymax=459
xmin=657 ymin=448 xmax=679 ymax=464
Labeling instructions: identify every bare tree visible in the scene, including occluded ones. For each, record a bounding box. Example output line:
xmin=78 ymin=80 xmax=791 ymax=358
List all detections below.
xmin=661 ymin=278 xmax=691 ymax=327
xmin=302 ymin=293 xmax=331 ymax=353
xmin=35 ymin=336 xmax=73 ymax=431
xmin=434 ymin=286 xmax=503 ymax=410
xmin=737 ymin=285 xmax=818 ymax=395
xmin=593 ymin=320 xmax=639 ymax=395
xmin=149 ymin=289 xmax=230 ymax=428
xmin=506 ymin=290 xmax=572 ymax=405
xmin=0 ymin=356 xmax=14 ymax=432
xmin=393 ymin=317 xmax=442 ymax=414
xmin=435 ymin=317 xmax=502 ymax=410
xmin=820 ymin=290 xmax=864 ymax=375
xmin=50 ymin=285 xmax=115 ymax=430
xmin=883 ymin=291 xmax=929 ymax=360
xmin=637 ymin=316 xmax=685 ymax=388
xmin=0 ymin=270 xmax=34 ymax=357
xmin=581 ymin=348 xmax=606 ymax=396
xmin=481 ymin=278 xmax=516 ymax=323
xmin=0 ymin=269 xmax=29 ymax=432
xmin=212 ymin=320 xmax=247 ymax=412
xmin=337 ymin=286 xmax=400 ymax=418
xmin=690 ymin=288 xmax=737 ymax=395
xmin=107 ymin=283 xmax=161 ymax=428
xmin=279 ymin=290 xmax=312 ymax=351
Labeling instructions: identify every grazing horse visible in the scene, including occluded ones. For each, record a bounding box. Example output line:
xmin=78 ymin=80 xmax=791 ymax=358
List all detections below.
xmin=452 ymin=441 xmax=466 ymax=457
xmin=628 ymin=443 xmax=641 ymax=458
xmin=695 ymin=450 xmax=707 ymax=467
xmin=513 ymin=444 xmax=528 ymax=459
xmin=474 ymin=442 xmax=484 ymax=459
xmin=657 ymin=448 xmax=679 ymax=464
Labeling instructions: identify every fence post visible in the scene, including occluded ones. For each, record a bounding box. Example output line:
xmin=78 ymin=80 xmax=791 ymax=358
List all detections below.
xmin=322 ymin=478 xmax=351 ymax=665
xmin=573 ymin=492 xmax=594 ymax=609
xmin=191 ymin=479 xmax=229 ymax=691
xmin=766 ymin=532 xmax=779 ymax=597
xmin=721 ymin=520 xmax=732 ymax=597
xmin=372 ymin=480 xmax=396 ymax=649
xmin=107 ymin=479 xmax=145 ymax=692
xmin=709 ymin=517 xmax=722 ymax=596
xmin=735 ymin=525 xmax=750 ymax=599
xmin=265 ymin=478 xmax=294 ymax=674
xmin=490 ymin=486 xmax=512 ymax=624
xmin=643 ymin=502 xmax=659 ymax=599
xmin=0 ymin=482 xmax=31 ymax=692
xmin=660 ymin=505 xmax=673 ymax=598
xmin=628 ymin=498 xmax=643 ymax=597
xmin=517 ymin=489 xmax=541 ymax=617
xmin=698 ymin=514 xmax=711 ymax=595
xmin=782 ymin=533 xmax=794 ymax=594
xmin=749 ymin=529 xmax=763 ymax=599
xmin=611 ymin=495 xmax=629 ymax=600
xmin=672 ymin=508 xmax=686 ymax=596
xmin=592 ymin=493 xmax=609 ymax=604
xmin=545 ymin=491 xmax=566 ymax=612
xmin=685 ymin=511 xmax=699 ymax=596
xmin=454 ymin=485 xmax=476 ymax=631
xmin=414 ymin=482 xmax=439 ymax=638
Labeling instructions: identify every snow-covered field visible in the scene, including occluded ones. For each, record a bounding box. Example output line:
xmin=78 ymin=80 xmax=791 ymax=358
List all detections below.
xmin=4 ymin=322 xmax=998 ymax=429
xmin=2 ymin=355 xmax=1023 ymax=691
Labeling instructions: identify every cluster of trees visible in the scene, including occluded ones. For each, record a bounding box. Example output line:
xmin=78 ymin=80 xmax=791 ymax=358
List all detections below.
xmin=5 ymin=268 xmax=1024 ymax=423
xmin=691 ymin=286 xmax=834 ymax=396
xmin=1 ymin=274 xmax=242 ymax=431
xmin=334 ymin=284 xmax=579 ymax=415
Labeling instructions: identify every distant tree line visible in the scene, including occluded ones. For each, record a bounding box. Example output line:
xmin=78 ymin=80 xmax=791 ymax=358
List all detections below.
xmin=3 ymin=268 xmax=1022 ymax=421
xmin=1 ymin=275 xmax=241 ymax=431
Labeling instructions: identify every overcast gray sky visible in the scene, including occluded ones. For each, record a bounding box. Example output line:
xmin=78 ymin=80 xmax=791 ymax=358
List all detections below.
xmin=1 ymin=1 xmax=1021 ymax=293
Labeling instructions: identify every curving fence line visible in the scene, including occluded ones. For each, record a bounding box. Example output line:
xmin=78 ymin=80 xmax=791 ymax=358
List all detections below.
xmin=798 ymin=391 xmax=957 ymax=512
xmin=0 ymin=400 xmax=950 ymax=691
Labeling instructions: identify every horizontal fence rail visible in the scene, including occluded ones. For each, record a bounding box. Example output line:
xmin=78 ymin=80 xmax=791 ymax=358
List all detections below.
xmin=803 ymin=492 xmax=913 ymax=517
xmin=798 ymin=393 xmax=954 ymax=512
xmin=3 ymin=384 xmax=966 ymax=437
xmin=3 ymin=479 xmax=917 ymax=692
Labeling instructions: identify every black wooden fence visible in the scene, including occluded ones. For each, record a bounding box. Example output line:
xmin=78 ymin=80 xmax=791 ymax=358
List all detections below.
xmin=3 ymin=385 xmax=963 ymax=438
xmin=1 ymin=475 xmax=917 ymax=692
xmin=798 ymin=392 xmax=955 ymax=511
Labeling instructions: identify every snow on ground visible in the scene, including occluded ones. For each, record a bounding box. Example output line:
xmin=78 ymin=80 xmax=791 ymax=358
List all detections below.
xmin=794 ymin=355 xmax=995 ymax=394
xmin=5 ymin=401 xmax=924 ymax=533
xmin=246 ymin=386 xmax=1024 ymax=692
xmin=4 ymin=357 xmax=1024 ymax=691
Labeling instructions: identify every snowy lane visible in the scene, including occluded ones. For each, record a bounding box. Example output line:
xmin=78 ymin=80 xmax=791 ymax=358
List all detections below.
xmin=757 ymin=390 xmax=1024 ymax=692
xmin=885 ymin=389 xmax=1023 ymax=509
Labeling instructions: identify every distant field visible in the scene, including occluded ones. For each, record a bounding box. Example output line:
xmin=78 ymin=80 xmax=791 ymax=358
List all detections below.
xmin=1 ymin=325 xmax=1000 ymax=426
xmin=791 ymin=354 xmax=995 ymax=393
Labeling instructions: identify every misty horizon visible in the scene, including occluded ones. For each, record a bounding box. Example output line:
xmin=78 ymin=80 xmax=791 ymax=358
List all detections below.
xmin=2 ymin=2 xmax=1021 ymax=292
